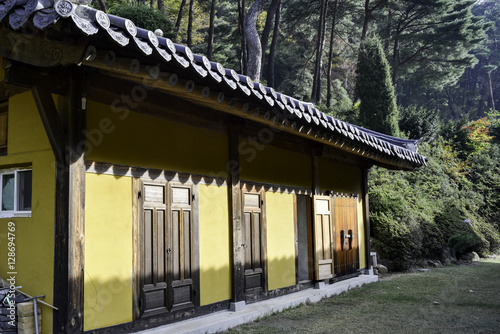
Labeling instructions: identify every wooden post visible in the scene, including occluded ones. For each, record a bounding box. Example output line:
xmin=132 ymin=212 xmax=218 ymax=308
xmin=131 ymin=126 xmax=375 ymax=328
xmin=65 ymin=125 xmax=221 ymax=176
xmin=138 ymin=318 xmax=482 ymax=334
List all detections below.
xmin=67 ymin=69 xmax=86 ymax=333
xmin=362 ymin=164 xmax=372 ymax=273
xmin=228 ymin=122 xmax=245 ymax=310
xmin=52 ymin=68 xmax=86 ymax=333
xmin=311 ymin=145 xmax=321 ymax=195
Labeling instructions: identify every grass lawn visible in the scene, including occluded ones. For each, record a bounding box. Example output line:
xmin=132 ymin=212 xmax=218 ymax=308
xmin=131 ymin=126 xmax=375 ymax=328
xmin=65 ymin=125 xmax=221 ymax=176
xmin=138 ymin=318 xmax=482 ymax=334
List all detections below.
xmin=223 ymin=257 xmax=500 ymax=333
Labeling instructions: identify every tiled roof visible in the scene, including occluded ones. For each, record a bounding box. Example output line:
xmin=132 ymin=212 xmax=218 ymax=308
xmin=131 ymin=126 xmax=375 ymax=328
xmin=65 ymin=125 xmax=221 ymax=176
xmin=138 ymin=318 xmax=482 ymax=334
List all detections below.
xmin=0 ymin=0 xmax=427 ymax=169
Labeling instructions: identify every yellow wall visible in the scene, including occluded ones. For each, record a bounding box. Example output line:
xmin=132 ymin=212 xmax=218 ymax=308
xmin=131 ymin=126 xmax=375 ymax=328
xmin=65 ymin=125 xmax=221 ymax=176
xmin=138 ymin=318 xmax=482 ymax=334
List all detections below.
xmin=84 ymin=173 xmax=133 ymax=330
xmin=265 ymin=192 xmax=296 ymax=290
xmin=86 ymin=100 xmax=228 ymax=177
xmin=357 ymin=197 xmax=366 ymax=268
xmin=0 ymin=91 xmax=55 ymax=334
xmin=198 ymin=184 xmax=231 ymax=305
xmin=240 ymin=139 xmax=311 ymax=188
xmin=319 ymin=158 xmax=363 ymax=194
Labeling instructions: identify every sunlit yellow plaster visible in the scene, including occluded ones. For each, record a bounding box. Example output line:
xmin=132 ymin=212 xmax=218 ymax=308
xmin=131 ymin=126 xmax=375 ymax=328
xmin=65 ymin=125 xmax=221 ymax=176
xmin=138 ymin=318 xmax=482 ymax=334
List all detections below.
xmin=84 ymin=173 xmax=133 ymax=330
xmin=266 ymin=192 xmax=295 ymax=290
xmin=7 ymin=92 xmax=51 ymax=154
xmin=240 ymin=139 xmax=311 ymax=188
xmin=357 ymin=197 xmax=366 ymax=268
xmin=0 ymin=92 xmax=55 ymax=334
xmin=198 ymin=184 xmax=231 ymax=305
xmin=86 ymin=100 xmax=228 ymax=177
xmin=319 ymin=158 xmax=363 ymax=194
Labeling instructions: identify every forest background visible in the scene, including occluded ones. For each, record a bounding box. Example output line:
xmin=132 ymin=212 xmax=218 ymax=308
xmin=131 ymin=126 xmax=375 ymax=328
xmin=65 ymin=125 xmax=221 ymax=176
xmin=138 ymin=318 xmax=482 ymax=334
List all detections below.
xmin=91 ymin=0 xmax=500 ymax=271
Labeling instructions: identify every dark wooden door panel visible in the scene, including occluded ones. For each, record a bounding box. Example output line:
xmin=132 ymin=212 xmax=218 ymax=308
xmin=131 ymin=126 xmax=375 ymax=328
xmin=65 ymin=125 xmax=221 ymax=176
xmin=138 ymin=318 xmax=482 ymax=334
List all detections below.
xmin=243 ymin=191 xmax=265 ymax=293
xmin=140 ymin=182 xmax=199 ymax=316
xmin=170 ymin=185 xmax=196 ymax=311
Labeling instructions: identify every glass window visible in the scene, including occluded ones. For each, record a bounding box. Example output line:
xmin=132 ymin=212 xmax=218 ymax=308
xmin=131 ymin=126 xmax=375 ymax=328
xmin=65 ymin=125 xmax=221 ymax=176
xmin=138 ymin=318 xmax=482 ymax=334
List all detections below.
xmin=0 ymin=168 xmax=32 ymax=217
xmin=2 ymin=173 xmax=14 ymax=211
xmin=18 ymin=170 xmax=32 ymax=211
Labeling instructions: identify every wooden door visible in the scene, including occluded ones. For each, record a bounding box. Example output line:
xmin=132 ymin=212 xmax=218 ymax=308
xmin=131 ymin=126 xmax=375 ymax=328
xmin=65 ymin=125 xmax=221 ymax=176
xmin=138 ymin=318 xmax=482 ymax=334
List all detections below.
xmin=333 ymin=195 xmax=359 ymax=277
xmin=140 ymin=182 xmax=199 ymax=316
xmin=242 ymin=191 xmax=266 ymax=293
xmin=168 ymin=184 xmax=198 ymax=311
xmin=141 ymin=182 xmax=169 ymax=316
xmin=296 ymin=195 xmax=313 ymax=282
xmin=313 ymin=196 xmax=334 ymax=280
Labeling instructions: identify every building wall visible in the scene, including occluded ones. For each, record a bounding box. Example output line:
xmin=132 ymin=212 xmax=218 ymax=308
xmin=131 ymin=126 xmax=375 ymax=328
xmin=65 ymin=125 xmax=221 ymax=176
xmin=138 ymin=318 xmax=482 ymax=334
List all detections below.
xmin=85 ymin=100 xmax=228 ymax=177
xmin=81 ymin=98 xmax=370 ymax=329
xmin=198 ymin=184 xmax=231 ymax=305
xmin=84 ymin=173 xmax=133 ymax=331
xmin=266 ymin=192 xmax=296 ymax=290
xmin=240 ymin=139 xmax=311 ymax=189
xmin=318 ymin=158 xmax=363 ymax=194
xmin=0 ymin=91 xmax=55 ymax=334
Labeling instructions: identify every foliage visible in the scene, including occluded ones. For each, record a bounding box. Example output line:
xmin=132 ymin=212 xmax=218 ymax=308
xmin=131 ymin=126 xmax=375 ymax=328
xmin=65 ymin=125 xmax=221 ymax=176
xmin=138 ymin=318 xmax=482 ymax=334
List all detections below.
xmin=355 ymin=35 xmax=400 ymax=136
xmin=108 ymin=4 xmax=175 ymax=39
xmin=370 ymin=126 xmax=500 ymax=269
xmin=448 ymin=232 xmax=480 ymax=254
xmin=461 ymin=117 xmax=494 ymax=156
xmin=399 ymin=105 xmax=441 ymax=142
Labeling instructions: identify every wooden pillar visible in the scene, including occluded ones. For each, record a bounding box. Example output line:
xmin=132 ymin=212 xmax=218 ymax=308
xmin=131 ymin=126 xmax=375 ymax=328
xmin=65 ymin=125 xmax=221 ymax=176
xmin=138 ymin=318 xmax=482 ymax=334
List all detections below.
xmin=228 ymin=122 xmax=245 ymax=308
xmin=311 ymin=145 xmax=321 ymax=195
xmin=67 ymin=69 xmax=86 ymax=333
xmin=362 ymin=164 xmax=372 ymax=272
xmin=51 ymin=69 xmax=86 ymax=333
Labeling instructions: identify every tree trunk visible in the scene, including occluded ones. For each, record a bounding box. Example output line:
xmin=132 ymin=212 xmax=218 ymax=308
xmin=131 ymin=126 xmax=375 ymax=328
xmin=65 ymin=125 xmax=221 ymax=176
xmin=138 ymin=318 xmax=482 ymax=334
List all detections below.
xmin=446 ymin=87 xmax=458 ymax=119
xmin=158 ymin=0 xmax=165 ymax=13
xmin=187 ymin=0 xmax=194 ymax=47
xmin=326 ymin=0 xmax=339 ymax=108
xmin=311 ymin=0 xmax=329 ymax=103
xmin=361 ymin=0 xmax=387 ymax=41
xmin=207 ymin=0 xmax=217 ymax=60
xmin=175 ymin=0 xmax=187 ymax=34
xmin=244 ymin=0 xmax=269 ymax=81
xmin=361 ymin=0 xmax=370 ymax=41
xmin=260 ymin=0 xmax=281 ymax=80
xmin=96 ymin=0 xmax=107 ymax=12
xmin=267 ymin=0 xmax=281 ymax=87
xmin=238 ymin=0 xmax=247 ymax=74
xmin=488 ymin=69 xmax=496 ymax=112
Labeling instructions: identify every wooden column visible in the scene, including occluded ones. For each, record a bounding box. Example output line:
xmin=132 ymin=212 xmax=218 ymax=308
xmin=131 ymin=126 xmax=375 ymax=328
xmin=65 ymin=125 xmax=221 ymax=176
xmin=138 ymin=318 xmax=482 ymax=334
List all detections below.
xmin=362 ymin=164 xmax=372 ymax=272
xmin=67 ymin=69 xmax=86 ymax=333
xmin=51 ymin=69 xmax=86 ymax=333
xmin=228 ymin=123 xmax=245 ymax=306
xmin=311 ymin=145 xmax=321 ymax=195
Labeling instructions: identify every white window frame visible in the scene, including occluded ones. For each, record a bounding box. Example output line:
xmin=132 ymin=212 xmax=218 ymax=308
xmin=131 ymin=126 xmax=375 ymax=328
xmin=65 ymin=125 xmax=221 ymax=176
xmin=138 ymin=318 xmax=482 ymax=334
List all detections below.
xmin=0 ymin=168 xmax=32 ymax=218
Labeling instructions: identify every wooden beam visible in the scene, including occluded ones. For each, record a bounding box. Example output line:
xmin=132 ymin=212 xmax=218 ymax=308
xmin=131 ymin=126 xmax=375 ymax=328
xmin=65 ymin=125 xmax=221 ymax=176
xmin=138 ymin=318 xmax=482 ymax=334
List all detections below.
xmin=228 ymin=122 xmax=245 ymax=304
xmin=31 ymin=87 xmax=66 ymax=163
xmin=4 ymin=60 xmax=69 ymax=94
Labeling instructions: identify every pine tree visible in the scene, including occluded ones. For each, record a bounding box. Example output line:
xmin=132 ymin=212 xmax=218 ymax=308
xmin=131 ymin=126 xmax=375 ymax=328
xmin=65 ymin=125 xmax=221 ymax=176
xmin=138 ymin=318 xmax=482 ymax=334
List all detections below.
xmin=355 ymin=35 xmax=400 ymax=136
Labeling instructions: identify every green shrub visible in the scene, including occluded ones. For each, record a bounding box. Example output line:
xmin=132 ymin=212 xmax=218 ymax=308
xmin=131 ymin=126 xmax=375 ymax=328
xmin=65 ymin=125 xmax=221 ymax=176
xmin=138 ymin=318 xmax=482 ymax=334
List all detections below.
xmin=448 ymin=232 xmax=480 ymax=254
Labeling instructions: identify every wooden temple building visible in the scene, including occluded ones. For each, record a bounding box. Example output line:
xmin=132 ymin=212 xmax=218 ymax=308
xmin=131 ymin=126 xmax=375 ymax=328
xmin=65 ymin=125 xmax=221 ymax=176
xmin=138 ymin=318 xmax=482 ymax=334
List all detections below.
xmin=0 ymin=0 xmax=426 ymax=332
